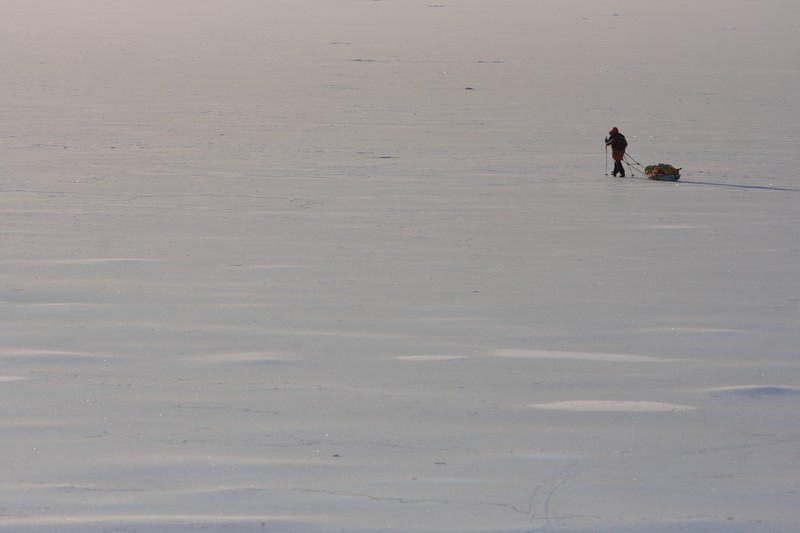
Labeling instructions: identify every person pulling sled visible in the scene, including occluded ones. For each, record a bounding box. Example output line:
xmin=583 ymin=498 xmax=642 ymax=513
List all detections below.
xmin=605 ymin=127 xmax=627 ymax=177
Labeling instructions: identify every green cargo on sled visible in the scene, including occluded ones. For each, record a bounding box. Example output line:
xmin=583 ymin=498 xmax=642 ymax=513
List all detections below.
xmin=646 ymin=163 xmax=681 ymax=181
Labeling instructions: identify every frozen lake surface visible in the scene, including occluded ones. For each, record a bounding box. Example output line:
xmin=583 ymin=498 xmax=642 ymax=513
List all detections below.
xmin=2 ymin=1 xmax=799 ymax=531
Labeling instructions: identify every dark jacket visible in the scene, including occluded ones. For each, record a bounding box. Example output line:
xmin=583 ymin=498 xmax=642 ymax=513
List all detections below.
xmin=606 ymin=131 xmax=627 ymax=152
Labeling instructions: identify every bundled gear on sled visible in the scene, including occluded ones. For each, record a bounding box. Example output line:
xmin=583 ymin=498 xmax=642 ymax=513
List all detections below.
xmin=625 ymin=153 xmax=682 ymax=181
xmin=644 ymin=163 xmax=682 ymax=181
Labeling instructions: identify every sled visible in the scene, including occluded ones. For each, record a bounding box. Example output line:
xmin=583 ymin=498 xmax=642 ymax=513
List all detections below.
xmin=648 ymin=173 xmax=680 ymax=182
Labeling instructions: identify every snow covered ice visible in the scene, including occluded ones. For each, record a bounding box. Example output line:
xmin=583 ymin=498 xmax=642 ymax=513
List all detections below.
xmin=2 ymin=0 xmax=799 ymax=531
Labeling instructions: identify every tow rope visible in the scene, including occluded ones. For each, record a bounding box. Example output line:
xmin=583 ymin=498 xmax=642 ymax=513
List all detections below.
xmin=622 ymin=153 xmax=647 ymax=178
